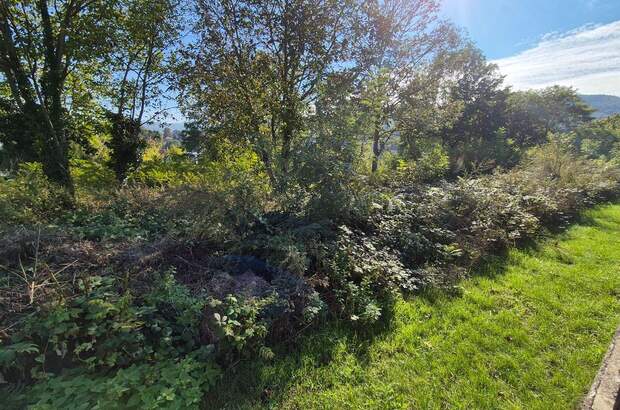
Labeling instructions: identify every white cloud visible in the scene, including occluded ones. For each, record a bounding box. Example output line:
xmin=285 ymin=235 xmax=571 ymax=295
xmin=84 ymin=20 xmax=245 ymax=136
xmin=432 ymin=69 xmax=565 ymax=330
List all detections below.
xmin=493 ymin=21 xmax=620 ymax=96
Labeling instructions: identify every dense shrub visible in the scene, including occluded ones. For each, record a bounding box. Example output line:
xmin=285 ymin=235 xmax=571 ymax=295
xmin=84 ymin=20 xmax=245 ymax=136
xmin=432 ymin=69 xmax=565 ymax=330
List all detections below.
xmin=0 ymin=274 xmax=205 ymax=381
xmin=127 ymin=144 xmax=270 ymax=194
xmin=0 ymin=273 xmax=223 ymax=408
xmin=70 ymin=158 xmax=117 ymax=201
xmin=317 ymin=225 xmax=415 ymax=324
xmin=62 ymin=194 xmax=172 ymax=241
xmin=0 ymin=266 xmax=324 ymax=405
xmin=118 ymin=144 xmax=272 ymax=243
xmin=500 ymin=141 xmax=620 ymax=223
xmin=393 ymin=144 xmax=450 ymax=184
xmin=0 ymin=163 xmax=67 ymax=225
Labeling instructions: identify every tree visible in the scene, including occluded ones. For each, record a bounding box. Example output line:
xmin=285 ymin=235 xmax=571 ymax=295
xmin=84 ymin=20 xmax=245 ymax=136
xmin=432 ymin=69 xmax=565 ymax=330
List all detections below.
xmin=538 ymin=86 xmax=594 ymax=132
xmin=0 ymin=92 xmax=39 ymax=170
xmin=180 ymin=122 xmax=202 ymax=154
xmin=439 ymin=45 xmax=511 ymax=172
xmin=397 ymin=51 xmax=464 ymax=160
xmin=105 ymin=111 xmax=144 ymax=181
xmin=506 ymin=86 xmax=595 ymax=150
xmin=504 ymin=90 xmax=548 ymax=149
xmin=105 ymin=0 xmax=181 ymax=181
xmin=180 ymin=0 xmax=358 ymax=189
xmin=354 ymin=0 xmax=457 ymax=173
xmin=0 ymin=0 xmax=114 ymax=192
xmin=566 ymin=115 xmax=620 ymax=160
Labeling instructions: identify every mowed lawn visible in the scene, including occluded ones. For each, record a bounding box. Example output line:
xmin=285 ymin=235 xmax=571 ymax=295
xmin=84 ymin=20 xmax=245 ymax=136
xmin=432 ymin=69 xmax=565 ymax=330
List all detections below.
xmin=208 ymin=205 xmax=620 ymax=410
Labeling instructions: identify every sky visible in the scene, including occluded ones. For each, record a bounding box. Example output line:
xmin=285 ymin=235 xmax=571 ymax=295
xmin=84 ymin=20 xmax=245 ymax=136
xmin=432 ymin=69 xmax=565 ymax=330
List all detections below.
xmin=441 ymin=0 xmax=620 ymax=96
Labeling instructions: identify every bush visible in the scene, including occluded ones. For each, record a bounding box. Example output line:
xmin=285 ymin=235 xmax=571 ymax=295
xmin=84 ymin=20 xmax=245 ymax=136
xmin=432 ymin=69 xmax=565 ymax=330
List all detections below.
xmin=0 ymin=273 xmax=211 ymax=382
xmin=393 ymin=144 xmax=450 ymax=184
xmin=17 ymin=356 xmax=219 ymax=410
xmin=1 ymin=276 xmax=150 ymax=381
xmin=63 ymin=195 xmax=171 ymax=241
xmin=70 ymin=158 xmax=116 ymax=202
xmin=0 ymin=272 xmax=225 ymax=408
xmin=201 ymin=294 xmax=271 ymax=361
xmin=123 ymin=144 xmax=271 ymax=243
xmin=0 ymin=163 xmax=67 ymax=225
xmin=501 ymin=140 xmax=620 ymax=224
xmin=127 ymin=145 xmax=199 ymax=187
xmin=316 ymin=225 xmax=413 ymax=324
xmin=127 ymin=144 xmax=270 ymax=196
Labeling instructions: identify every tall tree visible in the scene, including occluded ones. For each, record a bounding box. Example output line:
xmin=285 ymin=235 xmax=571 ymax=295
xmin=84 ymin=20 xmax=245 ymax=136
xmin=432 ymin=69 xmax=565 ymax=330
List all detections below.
xmin=439 ymin=45 xmax=510 ymax=172
xmin=506 ymin=86 xmax=595 ymax=150
xmin=354 ymin=0 xmax=457 ymax=173
xmin=0 ymin=0 xmax=113 ymax=192
xmin=397 ymin=51 xmax=464 ymax=160
xmin=180 ymin=0 xmax=358 ymax=189
xmin=105 ymin=0 xmax=181 ymax=181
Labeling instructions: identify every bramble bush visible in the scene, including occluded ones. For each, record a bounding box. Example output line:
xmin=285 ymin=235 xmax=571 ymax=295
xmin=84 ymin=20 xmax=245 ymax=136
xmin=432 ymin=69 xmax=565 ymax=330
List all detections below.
xmin=0 ymin=274 xmax=205 ymax=381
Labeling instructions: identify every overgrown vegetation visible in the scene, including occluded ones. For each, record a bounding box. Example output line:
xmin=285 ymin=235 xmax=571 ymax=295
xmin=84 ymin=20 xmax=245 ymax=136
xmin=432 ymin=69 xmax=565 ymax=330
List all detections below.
xmin=1 ymin=0 xmax=619 ymax=407
xmin=206 ymin=204 xmax=620 ymax=409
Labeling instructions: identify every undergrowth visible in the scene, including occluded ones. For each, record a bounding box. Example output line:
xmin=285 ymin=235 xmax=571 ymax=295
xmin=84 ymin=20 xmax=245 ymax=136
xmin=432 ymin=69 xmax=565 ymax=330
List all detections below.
xmin=1 ymin=136 xmax=619 ymax=408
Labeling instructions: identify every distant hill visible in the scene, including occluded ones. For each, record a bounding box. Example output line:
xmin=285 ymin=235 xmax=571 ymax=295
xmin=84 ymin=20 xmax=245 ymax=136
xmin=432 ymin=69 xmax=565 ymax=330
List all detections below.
xmin=580 ymin=94 xmax=620 ymax=119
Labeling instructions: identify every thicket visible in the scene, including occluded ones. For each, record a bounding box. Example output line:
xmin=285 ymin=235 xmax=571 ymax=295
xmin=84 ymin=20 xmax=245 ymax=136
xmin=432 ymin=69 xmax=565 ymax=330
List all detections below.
xmin=1 ymin=0 xmax=620 ymax=408
xmin=2 ymin=120 xmax=619 ymax=407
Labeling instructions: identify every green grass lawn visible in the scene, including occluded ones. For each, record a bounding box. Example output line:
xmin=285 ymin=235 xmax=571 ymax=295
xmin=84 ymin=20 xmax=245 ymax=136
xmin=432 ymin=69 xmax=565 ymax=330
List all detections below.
xmin=207 ymin=204 xmax=620 ymax=410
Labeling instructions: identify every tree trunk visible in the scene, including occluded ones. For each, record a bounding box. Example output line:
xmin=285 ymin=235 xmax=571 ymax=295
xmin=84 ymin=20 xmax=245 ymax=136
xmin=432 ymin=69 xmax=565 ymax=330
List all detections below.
xmin=40 ymin=102 xmax=73 ymax=193
xmin=280 ymin=105 xmax=295 ymax=175
xmin=39 ymin=98 xmax=73 ymax=193
xmin=38 ymin=0 xmax=73 ymax=193
xmin=0 ymin=0 xmax=74 ymax=194
xmin=371 ymin=123 xmax=381 ymax=173
xmin=278 ymin=102 xmax=296 ymax=192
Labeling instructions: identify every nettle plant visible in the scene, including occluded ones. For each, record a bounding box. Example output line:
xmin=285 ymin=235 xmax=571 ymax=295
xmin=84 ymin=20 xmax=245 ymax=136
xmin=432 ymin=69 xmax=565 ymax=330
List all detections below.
xmin=2 ymin=276 xmax=149 ymax=381
xmin=206 ymin=294 xmax=270 ymax=359
xmin=21 ymin=355 xmax=220 ymax=410
xmin=0 ymin=272 xmax=210 ymax=382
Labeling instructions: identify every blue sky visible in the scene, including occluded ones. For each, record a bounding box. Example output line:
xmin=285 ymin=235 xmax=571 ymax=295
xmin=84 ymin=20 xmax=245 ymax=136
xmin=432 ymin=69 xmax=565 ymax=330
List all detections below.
xmin=441 ymin=0 xmax=620 ymax=59
xmin=441 ymin=0 xmax=620 ymax=95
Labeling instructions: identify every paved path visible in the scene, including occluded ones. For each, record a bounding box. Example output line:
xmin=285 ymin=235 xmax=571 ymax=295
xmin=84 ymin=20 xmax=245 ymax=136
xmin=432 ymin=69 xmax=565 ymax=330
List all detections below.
xmin=583 ymin=326 xmax=620 ymax=410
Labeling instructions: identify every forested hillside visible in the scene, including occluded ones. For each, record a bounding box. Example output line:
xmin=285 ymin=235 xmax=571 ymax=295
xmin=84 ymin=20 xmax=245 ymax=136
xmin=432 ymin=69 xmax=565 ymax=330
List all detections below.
xmin=1 ymin=0 xmax=619 ymax=408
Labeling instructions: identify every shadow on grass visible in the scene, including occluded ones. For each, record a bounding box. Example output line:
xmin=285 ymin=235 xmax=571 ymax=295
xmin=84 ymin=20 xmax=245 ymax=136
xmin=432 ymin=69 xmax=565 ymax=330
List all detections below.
xmin=203 ymin=253 xmax=523 ymax=408
xmin=203 ymin=315 xmax=397 ymax=409
xmin=416 ymin=201 xmax=620 ymax=308
xmin=202 ymin=202 xmax=620 ymax=409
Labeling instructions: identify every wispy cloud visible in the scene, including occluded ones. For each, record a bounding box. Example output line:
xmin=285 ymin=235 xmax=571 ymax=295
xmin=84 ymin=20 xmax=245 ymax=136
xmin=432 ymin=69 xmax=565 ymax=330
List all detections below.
xmin=493 ymin=20 xmax=620 ymax=96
